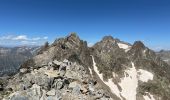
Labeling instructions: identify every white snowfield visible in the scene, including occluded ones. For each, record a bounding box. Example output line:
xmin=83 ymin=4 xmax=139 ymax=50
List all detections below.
xmin=88 ymin=67 xmax=93 ymax=75
xmin=118 ymin=62 xmax=138 ymax=100
xmin=163 ymin=59 xmax=169 ymax=62
xmin=117 ymin=43 xmax=131 ymax=52
xmin=137 ymin=69 xmax=154 ymax=82
xmin=143 ymin=93 xmax=155 ymax=100
xmin=91 ymin=56 xmax=155 ymax=100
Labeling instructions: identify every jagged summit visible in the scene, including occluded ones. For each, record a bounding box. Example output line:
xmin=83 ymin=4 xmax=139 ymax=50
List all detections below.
xmin=1 ymin=33 xmax=170 ymax=100
xmin=66 ymin=33 xmax=81 ymax=45
xmin=52 ymin=33 xmax=81 ymax=47
xmin=102 ymin=36 xmax=120 ymax=42
xmin=132 ymin=41 xmax=145 ymax=50
xmin=68 ymin=32 xmax=79 ymax=39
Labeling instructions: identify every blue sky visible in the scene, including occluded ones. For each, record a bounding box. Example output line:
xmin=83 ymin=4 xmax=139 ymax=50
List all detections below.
xmin=0 ymin=0 xmax=170 ymax=50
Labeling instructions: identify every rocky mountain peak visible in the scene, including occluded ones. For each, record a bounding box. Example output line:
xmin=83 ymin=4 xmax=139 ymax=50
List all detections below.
xmin=66 ymin=33 xmax=81 ymax=44
xmin=132 ymin=41 xmax=145 ymax=50
xmin=102 ymin=36 xmax=120 ymax=43
xmin=102 ymin=36 xmax=114 ymax=41
xmin=67 ymin=32 xmax=79 ymax=39
xmin=52 ymin=33 xmax=81 ymax=48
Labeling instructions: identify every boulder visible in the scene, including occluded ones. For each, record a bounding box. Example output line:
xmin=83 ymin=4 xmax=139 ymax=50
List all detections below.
xmin=46 ymin=89 xmax=56 ymax=96
xmin=59 ymin=70 xmax=66 ymax=76
xmin=44 ymin=70 xmax=59 ymax=78
xmin=69 ymin=81 xmax=81 ymax=89
xmin=20 ymin=68 xmax=28 ymax=73
xmin=7 ymin=84 xmax=41 ymax=100
xmin=53 ymin=60 xmax=62 ymax=66
xmin=40 ymin=89 xmax=47 ymax=100
xmin=48 ymin=62 xmax=54 ymax=69
xmin=69 ymin=81 xmax=82 ymax=94
xmin=63 ymin=59 xmax=69 ymax=64
xmin=53 ymin=79 xmax=64 ymax=90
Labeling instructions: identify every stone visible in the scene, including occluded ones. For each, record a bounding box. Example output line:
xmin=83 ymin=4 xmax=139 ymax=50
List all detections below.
xmin=45 ymin=70 xmax=59 ymax=78
xmin=88 ymin=80 xmax=95 ymax=93
xmin=95 ymin=90 xmax=104 ymax=99
xmin=53 ymin=79 xmax=63 ymax=90
xmin=63 ymin=59 xmax=69 ymax=64
xmin=80 ymin=86 xmax=88 ymax=93
xmin=59 ymin=70 xmax=66 ymax=76
xmin=46 ymin=89 xmax=56 ymax=96
xmin=20 ymin=68 xmax=27 ymax=73
xmin=69 ymin=81 xmax=82 ymax=94
xmin=48 ymin=62 xmax=54 ymax=68
xmin=59 ymin=64 xmax=66 ymax=71
xmin=72 ymin=85 xmax=81 ymax=95
xmin=69 ymin=81 xmax=81 ymax=88
xmin=40 ymin=89 xmax=47 ymax=100
xmin=56 ymin=81 xmax=63 ymax=90
xmin=31 ymin=84 xmax=41 ymax=96
xmin=7 ymin=84 xmax=42 ymax=100
xmin=53 ymin=60 xmax=62 ymax=66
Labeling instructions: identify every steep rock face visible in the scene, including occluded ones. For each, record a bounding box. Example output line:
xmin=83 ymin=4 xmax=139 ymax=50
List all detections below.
xmin=1 ymin=33 xmax=170 ymax=100
xmin=91 ymin=36 xmax=131 ymax=80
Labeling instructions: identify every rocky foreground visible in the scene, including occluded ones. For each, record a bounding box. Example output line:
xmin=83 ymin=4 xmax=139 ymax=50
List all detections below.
xmin=1 ymin=59 xmax=112 ymax=100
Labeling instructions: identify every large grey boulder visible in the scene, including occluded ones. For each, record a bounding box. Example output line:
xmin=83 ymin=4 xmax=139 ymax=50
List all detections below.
xmin=46 ymin=89 xmax=56 ymax=96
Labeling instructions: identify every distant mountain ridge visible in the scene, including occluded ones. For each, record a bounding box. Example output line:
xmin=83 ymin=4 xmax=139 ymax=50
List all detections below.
xmin=0 ymin=46 xmax=39 ymax=76
xmin=156 ymin=50 xmax=170 ymax=65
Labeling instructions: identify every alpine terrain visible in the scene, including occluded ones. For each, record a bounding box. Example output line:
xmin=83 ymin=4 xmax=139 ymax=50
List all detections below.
xmin=0 ymin=46 xmax=39 ymax=76
xmin=0 ymin=33 xmax=170 ymax=100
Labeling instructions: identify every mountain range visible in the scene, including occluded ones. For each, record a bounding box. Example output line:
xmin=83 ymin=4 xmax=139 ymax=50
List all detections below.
xmin=0 ymin=33 xmax=170 ymax=100
xmin=0 ymin=46 xmax=39 ymax=76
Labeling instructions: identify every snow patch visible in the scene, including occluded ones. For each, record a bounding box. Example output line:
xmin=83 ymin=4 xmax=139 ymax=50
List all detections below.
xmin=105 ymin=78 xmax=121 ymax=98
xmin=143 ymin=49 xmax=147 ymax=53
xmin=117 ymin=43 xmax=131 ymax=52
xmin=163 ymin=59 xmax=169 ymax=62
xmin=137 ymin=69 xmax=153 ymax=82
xmin=143 ymin=93 xmax=155 ymax=100
xmin=92 ymin=56 xmax=103 ymax=80
xmin=118 ymin=62 xmax=138 ymax=100
xmin=91 ymin=56 xmax=121 ymax=99
xmin=88 ymin=67 xmax=93 ymax=75
xmin=117 ymin=43 xmax=130 ymax=49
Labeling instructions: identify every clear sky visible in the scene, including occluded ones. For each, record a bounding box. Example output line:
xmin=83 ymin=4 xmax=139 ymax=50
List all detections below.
xmin=0 ymin=0 xmax=170 ymax=50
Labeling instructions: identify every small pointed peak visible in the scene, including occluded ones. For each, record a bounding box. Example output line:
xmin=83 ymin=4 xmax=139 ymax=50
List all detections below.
xmin=102 ymin=36 xmax=120 ymax=42
xmin=67 ymin=32 xmax=80 ymax=41
xmin=159 ymin=49 xmax=165 ymax=53
xmin=132 ymin=41 xmax=145 ymax=49
xmin=69 ymin=32 xmax=78 ymax=38
xmin=102 ymin=36 xmax=114 ymax=41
